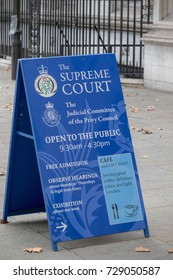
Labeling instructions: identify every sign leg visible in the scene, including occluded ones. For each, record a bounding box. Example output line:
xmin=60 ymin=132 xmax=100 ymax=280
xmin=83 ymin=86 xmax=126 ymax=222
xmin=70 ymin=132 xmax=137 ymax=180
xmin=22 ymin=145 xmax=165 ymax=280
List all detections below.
xmin=144 ymin=227 xmax=150 ymax=238
xmin=51 ymin=240 xmax=58 ymax=251
xmin=2 ymin=190 xmax=9 ymax=223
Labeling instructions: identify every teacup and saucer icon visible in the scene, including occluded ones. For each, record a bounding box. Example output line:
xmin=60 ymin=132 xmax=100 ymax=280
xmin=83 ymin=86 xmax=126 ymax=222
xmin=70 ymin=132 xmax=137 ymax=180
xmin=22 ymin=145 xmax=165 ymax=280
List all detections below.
xmin=124 ymin=204 xmax=138 ymax=217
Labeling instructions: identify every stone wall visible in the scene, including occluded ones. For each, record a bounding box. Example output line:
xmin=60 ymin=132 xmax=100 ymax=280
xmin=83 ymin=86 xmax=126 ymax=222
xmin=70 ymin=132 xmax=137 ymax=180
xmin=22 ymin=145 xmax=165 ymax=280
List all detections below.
xmin=143 ymin=0 xmax=173 ymax=92
xmin=144 ymin=39 xmax=173 ymax=91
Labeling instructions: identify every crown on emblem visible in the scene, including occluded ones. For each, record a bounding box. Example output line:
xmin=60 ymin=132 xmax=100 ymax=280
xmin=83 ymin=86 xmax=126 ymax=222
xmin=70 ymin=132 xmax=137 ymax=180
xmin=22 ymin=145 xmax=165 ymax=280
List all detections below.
xmin=45 ymin=102 xmax=54 ymax=109
xmin=38 ymin=65 xmax=48 ymax=75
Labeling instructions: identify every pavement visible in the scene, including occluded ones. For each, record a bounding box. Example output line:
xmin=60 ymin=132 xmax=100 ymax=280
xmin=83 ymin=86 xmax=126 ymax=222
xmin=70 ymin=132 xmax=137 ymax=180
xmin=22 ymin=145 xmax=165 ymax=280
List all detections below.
xmin=0 ymin=61 xmax=173 ymax=260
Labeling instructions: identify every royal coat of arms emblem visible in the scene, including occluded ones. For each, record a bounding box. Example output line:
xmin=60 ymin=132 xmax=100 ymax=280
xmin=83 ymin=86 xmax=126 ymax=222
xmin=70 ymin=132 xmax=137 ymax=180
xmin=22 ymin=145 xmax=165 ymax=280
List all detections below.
xmin=34 ymin=65 xmax=57 ymax=97
xmin=42 ymin=102 xmax=61 ymax=127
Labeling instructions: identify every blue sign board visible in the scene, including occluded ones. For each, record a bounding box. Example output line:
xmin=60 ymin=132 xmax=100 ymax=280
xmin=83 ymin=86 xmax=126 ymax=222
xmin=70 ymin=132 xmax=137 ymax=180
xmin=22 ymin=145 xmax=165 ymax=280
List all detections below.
xmin=2 ymin=54 xmax=149 ymax=250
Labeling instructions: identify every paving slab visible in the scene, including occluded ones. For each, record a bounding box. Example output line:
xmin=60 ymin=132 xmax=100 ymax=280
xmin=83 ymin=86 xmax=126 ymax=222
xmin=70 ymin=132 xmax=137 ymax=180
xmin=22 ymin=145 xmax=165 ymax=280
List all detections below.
xmin=69 ymin=236 xmax=173 ymax=260
xmin=0 ymin=228 xmax=82 ymax=260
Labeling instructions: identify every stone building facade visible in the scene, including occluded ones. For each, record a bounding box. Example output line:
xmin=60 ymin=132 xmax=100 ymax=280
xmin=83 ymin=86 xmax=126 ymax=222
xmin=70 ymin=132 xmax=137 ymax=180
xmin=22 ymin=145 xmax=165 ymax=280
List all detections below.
xmin=143 ymin=0 xmax=173 ymax=92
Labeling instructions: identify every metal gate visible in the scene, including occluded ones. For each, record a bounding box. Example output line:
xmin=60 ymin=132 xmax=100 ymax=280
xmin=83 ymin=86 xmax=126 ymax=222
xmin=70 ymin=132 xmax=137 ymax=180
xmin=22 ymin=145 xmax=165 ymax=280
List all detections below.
xmin=0 ymin=0 xmax=153 ymax=78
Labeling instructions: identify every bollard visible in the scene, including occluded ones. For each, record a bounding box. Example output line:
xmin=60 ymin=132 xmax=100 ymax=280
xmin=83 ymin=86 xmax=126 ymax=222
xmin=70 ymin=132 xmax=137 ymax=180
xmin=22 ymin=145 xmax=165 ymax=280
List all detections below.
xmin=10 ymin=0 xmax=22 ymax=80
xmin=11 ymin=30 xmax=22 ymax=80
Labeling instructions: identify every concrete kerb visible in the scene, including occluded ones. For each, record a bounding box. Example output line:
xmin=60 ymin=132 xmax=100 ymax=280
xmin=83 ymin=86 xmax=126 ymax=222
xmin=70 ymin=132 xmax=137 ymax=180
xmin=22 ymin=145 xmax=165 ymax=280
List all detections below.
xmin=0 ymin=59 xmax=144 ymax=87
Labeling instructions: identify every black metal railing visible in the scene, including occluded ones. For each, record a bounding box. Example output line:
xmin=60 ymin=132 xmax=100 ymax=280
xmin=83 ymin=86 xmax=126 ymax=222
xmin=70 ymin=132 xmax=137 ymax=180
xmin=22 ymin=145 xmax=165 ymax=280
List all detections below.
xmin=0 ymin=0 xmax=153 ymax=78
xmin=0 ymin=0 xmax=12 ymax=57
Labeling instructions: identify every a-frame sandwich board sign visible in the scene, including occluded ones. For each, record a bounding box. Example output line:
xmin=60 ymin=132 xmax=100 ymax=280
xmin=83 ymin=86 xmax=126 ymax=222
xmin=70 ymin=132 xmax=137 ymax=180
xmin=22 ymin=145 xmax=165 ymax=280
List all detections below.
xmin=2 ymin=54 xmax=149 ymax=251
